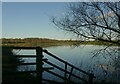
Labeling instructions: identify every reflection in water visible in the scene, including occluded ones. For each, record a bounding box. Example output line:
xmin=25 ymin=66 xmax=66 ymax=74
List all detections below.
xmin=14 ymin=45 xmax=120 ymax=83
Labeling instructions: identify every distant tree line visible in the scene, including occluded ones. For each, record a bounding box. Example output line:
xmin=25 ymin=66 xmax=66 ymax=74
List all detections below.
xmin=1 ymin=38 xmax=81 ymax=44
xmin=2 ymin=38 xmax=117 ymax=48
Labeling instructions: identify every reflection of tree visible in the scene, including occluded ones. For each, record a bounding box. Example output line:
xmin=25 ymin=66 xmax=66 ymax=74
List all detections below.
xmin=112 ymin=47 xmax=120 ymax=69
xmin=90 ymin=46 xmax=120 ymax=82
xmin=92 ymin=46 xmax=120 ymax=69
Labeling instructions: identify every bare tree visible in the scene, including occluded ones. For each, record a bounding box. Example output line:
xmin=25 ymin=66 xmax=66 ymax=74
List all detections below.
xmin=52 ymin=3 xmax=120 ymax=81
xmin=52 ymin=2 xmax=120 ymax=46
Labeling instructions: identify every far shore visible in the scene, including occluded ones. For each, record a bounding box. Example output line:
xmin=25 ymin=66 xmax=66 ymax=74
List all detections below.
xmin=1 ymin=38 xmax=118 ymax=48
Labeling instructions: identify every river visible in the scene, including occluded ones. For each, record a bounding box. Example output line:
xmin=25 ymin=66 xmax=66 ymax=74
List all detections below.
xmin=14 ymin=45 xmax=120 ymax=83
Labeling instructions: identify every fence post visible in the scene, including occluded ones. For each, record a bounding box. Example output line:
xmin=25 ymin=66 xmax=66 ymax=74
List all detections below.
xmin=88 ymin=74 xmax=94 ymax=84
xmin=36 ymin=47 xmax=43 ymax=84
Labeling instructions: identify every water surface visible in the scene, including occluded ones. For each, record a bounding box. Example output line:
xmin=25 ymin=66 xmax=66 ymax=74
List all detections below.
xmin=14 ymin=45 xmax=120 ymax=82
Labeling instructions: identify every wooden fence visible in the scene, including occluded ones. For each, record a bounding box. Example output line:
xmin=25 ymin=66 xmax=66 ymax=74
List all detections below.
xmin=11 ymin=47 xmax=95 ymax=84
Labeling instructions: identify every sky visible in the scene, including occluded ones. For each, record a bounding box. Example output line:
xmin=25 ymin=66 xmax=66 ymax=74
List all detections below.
xmin=0 ymin=2 xmax=2 ymax=39
xmin=1 ymin=0 xmax=119 ymax=39
xmin=2 ymin=2 xmax=78 ymax=40
xmin=2 ymin=0 xmax=118 ymax=2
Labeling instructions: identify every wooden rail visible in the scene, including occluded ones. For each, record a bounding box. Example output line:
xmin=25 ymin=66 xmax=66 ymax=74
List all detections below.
xmin=43 ymin=60 xmax=87 ymax=82
xmin=43 ymin=49 xmax=95 ymax=84
xmin=9 ymin=46 xmax=95 ymax=84
xmin=43 ymin=49 xmax=91 ymax=75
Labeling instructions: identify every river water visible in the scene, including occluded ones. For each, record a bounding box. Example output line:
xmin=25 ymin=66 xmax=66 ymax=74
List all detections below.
xmin=14 ymin=45 xmax=120 ymax=83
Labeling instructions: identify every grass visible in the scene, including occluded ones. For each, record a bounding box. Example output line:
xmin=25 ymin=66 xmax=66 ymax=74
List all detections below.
xmin=2 ymin=38 xmax=119 ymax=48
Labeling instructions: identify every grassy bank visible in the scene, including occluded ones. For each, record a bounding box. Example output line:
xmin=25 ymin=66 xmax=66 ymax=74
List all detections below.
xmin=1 ymin=38 xmax=118 ymax=47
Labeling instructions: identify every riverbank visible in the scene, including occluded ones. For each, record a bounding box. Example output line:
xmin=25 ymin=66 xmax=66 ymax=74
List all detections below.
xmin=1 ymin=38 xmax=118 ymax=47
